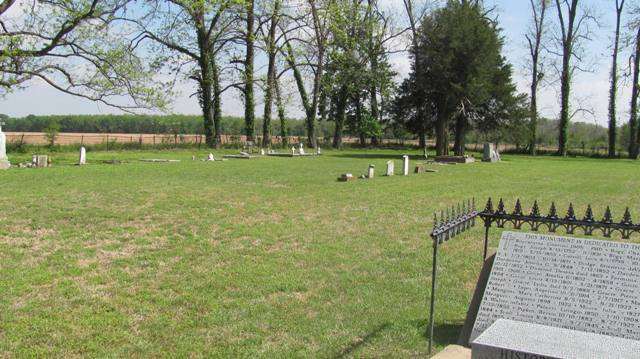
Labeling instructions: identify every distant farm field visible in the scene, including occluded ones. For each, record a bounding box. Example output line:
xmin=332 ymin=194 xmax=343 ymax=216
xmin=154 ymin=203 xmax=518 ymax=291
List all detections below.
xmin=1 ymin=149 xmax=639 ymax=357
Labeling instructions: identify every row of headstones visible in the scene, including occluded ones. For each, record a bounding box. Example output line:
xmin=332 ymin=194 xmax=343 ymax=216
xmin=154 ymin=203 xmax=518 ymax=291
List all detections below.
xmin=341 ymin=155 xmax=429 ymax=181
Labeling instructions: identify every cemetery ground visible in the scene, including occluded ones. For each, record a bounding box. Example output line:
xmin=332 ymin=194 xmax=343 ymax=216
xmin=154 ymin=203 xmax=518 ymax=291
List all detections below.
xmin=1 ymin=148 xmax=640 ymax=357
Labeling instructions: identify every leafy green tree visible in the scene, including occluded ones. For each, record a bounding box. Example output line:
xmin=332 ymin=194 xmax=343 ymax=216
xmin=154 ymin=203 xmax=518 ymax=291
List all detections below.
xmin=411 ymin=1 xmax=520 ymax=155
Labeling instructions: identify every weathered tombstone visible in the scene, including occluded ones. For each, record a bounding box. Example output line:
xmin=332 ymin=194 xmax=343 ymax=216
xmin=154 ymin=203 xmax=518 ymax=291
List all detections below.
xmin=402 ymin=155 xmax=409 ymax=176
xmin=316 ymin=146 xmax=321 ymax=155
xmin=299 ymin=143 xmax=305 ymax=155
xmin=0 ymin=122 xmax=10 ymax=169
xmin=260 ymin=148 xmax=266 ymax=155
xmin=367 ymin=164 xmax=375 ymax=179
xmin=207 ymin=153 xmax=215 ymax=161
xmin=386 ymin=161 xmax=394 ymax=176
xmin=482 ymin=143 xmax=500 ymax=162
xmin=469 ymin=231 xmax=640 ymax=350
xmin=78 ymin=146 xmax=87 ymax=165
xmin=291 ymin=146 xmax=296 ymax=155
xmin=414 ymin=164 xmax=426 ymax=173
xmin=34 ymin=155 xmax=49 ymax=168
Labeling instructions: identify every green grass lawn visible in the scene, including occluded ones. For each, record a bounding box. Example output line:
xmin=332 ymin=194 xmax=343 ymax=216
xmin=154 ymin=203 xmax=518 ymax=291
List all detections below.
xmin=2 ymin=148 xmax=640 ymax=357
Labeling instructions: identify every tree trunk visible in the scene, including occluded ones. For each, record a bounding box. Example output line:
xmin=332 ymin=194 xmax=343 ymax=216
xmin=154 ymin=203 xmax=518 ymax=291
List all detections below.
xmin=212 ymin=59 xmax=222 ymax=148
xmin=275 ymin=76 xmax=288 ymax=148
xmin=629 ymin=26 xmax=640 ymax=159
xmin=556 ymin=0 xmax=578 ymax=157
xmin=435 ymin=113 xmax=448 ymax=156
xmin=558 ymin=48 xmax=571 ymax=156
xmin=333 ymin=86 xmax=347 ymax=149
xmin=262 ymin=0 xmax=280 ymax=148
xmin=244 ymin=0 xmax=256 ymax=142
xmin=608 ymin=1 xmax=624 ymax=158
xmin=453 ymin=115 xmax=465 ymax=156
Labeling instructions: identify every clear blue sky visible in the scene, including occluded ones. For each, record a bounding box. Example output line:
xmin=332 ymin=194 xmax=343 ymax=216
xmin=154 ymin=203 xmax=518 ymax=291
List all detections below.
xmin=1 ymin=0 xmax=623 ymax=127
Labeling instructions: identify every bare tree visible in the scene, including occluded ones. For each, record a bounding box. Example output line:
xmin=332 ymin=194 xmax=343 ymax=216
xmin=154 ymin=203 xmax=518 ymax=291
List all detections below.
xmin=126 ymin=0 xmax=240 ymax=147
xmin=608 ymin=0 xmax=625 ymax=158
xmin=244 ymin=0 xmax=257 ymax=142
xmin=0 ymin=0 xmax=166 ymax=111
xmin=553 ymin=0 xmax=596 ymax=156
xmin=525 ymin=0 xmax=549 ymax=155
xmin=629 ymin=20 xmax=640 ymax=158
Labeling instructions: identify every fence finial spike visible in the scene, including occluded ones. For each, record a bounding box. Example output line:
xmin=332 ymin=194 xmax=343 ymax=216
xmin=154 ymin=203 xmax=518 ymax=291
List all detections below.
xmin=531 ymin=200 xmax=540 ymax=217
xmin=484 ymin=198 xmax=494 ymax=213
xmin=497 ymin=198 xmax=505 ymax=214
xmin=603 ymin=206 xmax=613 ymax=223
xmin=566 ymin=203 xmax=576 ymax=221
xmin=622 ymin=207 xmax=633 ymax=225
xmin=584 ymin=205 xmax=594 ymax=222
xmin=548 ymin=202 xmax=558 ymax=219
xmin=514 ymin=198 xmax=523 ymax=215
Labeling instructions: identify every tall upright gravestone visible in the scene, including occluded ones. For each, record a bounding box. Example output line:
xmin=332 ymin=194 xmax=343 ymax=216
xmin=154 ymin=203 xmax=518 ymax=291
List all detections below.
xmin=0 ymin=122 xmax=10 ymax=169
xmin=78 ymin=146 xmax=87 ymax=165
xmin=468 ymin=231 xmax=640 ymax=358
xmin=402 ymin=155 xmax=409 ymax=176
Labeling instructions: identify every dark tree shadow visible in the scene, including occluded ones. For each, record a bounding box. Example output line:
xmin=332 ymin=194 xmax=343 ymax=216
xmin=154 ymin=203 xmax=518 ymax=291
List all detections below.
xmin=332 ymin=323 xmax=390 ymax=358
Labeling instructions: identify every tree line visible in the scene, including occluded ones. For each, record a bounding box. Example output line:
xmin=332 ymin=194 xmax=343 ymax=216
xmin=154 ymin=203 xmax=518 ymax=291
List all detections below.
xmin=0 ymin=114 xmax=334 ymax=138
xmin=3 ymin=0 xmax=640 ymax=157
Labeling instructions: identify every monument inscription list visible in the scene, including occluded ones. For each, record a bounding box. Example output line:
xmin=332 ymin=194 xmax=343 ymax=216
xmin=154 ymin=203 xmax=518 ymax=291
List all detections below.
xmin=470 ymin=231 xmax=640 ymax=343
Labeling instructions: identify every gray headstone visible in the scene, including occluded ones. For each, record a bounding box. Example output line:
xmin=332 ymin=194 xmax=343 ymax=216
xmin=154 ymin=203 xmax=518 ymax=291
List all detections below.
xmin=470 ymin=231 xmax=640 ymax=343
xmin=386 ymin=160 xmax=394 ymax=176
xmin=402 ymin=155 xmax=409 ymax=176
xmin=482 ymin=143 xmax=500 ymax=162
xmin=0 ymin=122 xmax=10 ymax=169
xmin=472 ymin=319 xmax=640 ymax=359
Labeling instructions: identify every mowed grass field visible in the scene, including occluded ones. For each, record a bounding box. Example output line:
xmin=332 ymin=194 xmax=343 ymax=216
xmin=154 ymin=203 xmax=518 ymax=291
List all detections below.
xmin=2 ymin=148 xmax=640 ymax=357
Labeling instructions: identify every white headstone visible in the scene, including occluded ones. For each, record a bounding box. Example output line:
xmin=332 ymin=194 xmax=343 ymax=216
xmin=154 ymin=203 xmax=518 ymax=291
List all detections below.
xmin=78 ymin=146 xmax=86 ymax=165
xmin=260 ymin=148 xmax=265 ymax=155
xmin=0 ymin=122 xmax=9 ymax=169
xmin=207 ymin=153 xmax=215 ymax=161
xmin=299 ymin=143 xmax=305 ymax=155
xmin=402 ymin=155 xmax=409 ymax=176
xmin=291 ymin=146 xmax=296 ymax=155
xmin=367 ymin=164 xmax=375 ymax=179
xmin=316 ymin=146 xmax=321 ymax=155
xmin=386 ymin=160 xmax=394 ymax=176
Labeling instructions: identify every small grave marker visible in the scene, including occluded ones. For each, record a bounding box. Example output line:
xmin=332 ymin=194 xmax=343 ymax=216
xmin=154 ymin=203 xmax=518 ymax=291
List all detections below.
xmin=386 ymin=161 xmax=394 ymax=176
xmin=367 ymin=164 xmax=375 ymax=179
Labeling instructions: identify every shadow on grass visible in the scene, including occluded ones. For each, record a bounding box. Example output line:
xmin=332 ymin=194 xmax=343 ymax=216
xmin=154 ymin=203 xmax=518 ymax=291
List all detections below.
xmin=332 ymin=323 xmax=390 ymax=358
xmin=331 ymin=153 xmax=427 ymax=160
xmin=411 ymin=319 xmax=463 ymax=347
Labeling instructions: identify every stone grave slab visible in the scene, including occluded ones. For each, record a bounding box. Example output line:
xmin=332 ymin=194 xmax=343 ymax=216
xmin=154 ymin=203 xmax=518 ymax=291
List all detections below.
xmin=472 ymin=319 xmax=640 ymax=359
xmin=470 ymin=231 xmax=640 ymax=344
